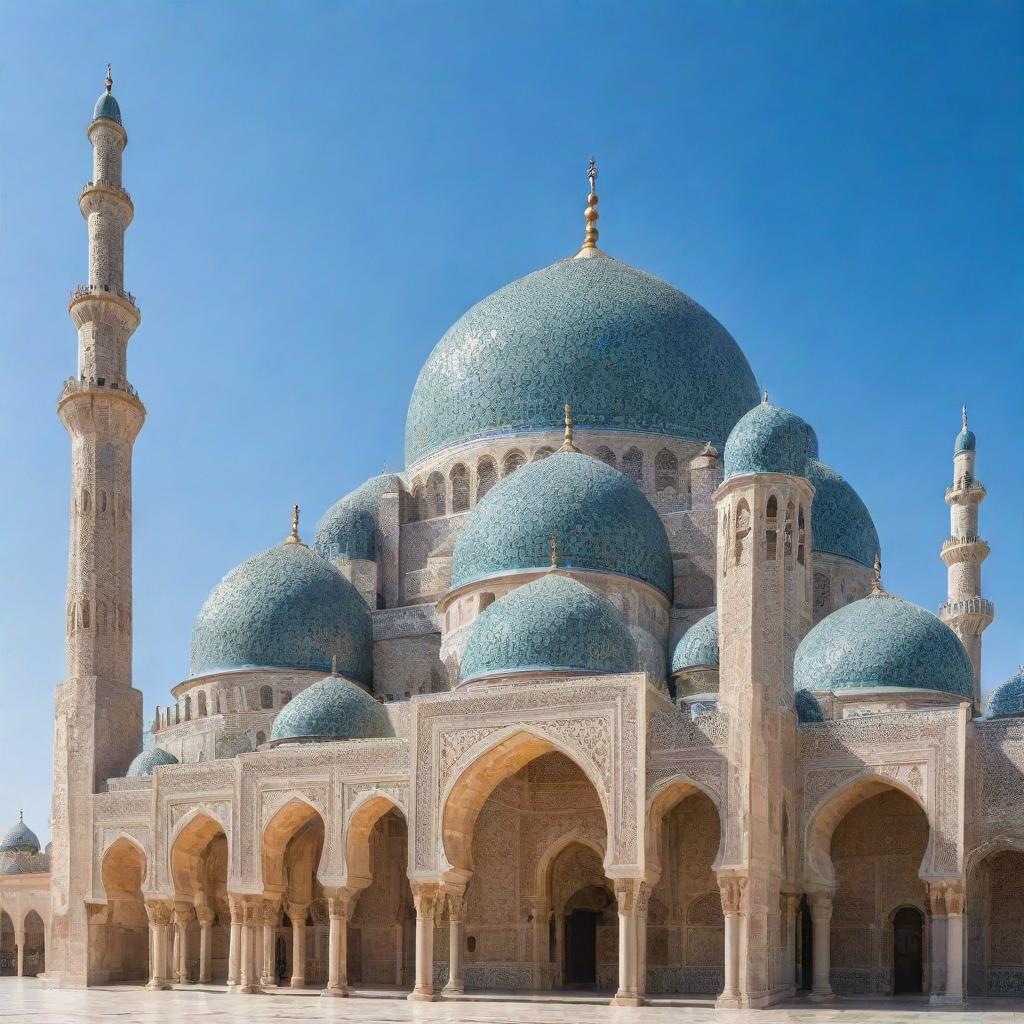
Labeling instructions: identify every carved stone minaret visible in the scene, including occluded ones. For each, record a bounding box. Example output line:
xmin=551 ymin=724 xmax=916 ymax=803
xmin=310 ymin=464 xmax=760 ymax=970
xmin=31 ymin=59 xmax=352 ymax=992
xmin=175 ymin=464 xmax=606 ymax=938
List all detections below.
xmin=939 ymin=405 xmax=994 ymax=711
xmin=47 ymin=69 xmax=144 ymax=986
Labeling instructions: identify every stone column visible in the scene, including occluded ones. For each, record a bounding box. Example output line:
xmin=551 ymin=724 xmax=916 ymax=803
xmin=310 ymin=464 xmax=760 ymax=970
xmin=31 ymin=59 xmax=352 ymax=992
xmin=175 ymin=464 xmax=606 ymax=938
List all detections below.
xmin=926 ymin=882 xmax=947 ymax=997
xmin=442 ymin=892 xmax=465 ymax=995
xmin=287 ymin=902 xmax=308 ymax=988
xmin=227 ymin=896 xmax=243 ymax=991
xmin=173 ymin=903 xmax=192 ymax=984
xmin=261 ymin=899 xmax=278 ymax=988
xmin=323 ymin=888 xmax=356 ymax=997
xmin=941 ymin=883 xmax=966 ymax=1004
xmin=195 ymin=907 xmax=213 ymax=984
xmin=611 ymin=879 xmax=644 ymax=1006
xmin=717 ymin=878 xmax=746 ymax=1008
xmin=15 ymin=930 xmax=24 ymax=978
xmin=635 ymin=882 xmax=651 ymax=999
xmin=808 ymin=893 xmax=834 ymax=1001
xmin=239 ymin=901 xmax=258 ymax=994
xmin=145 ymin=901 xmax=171 ymax=991
xmin=783 ymin=895 xmax=800 ymax=992
xmin=528 ymin=897 xmax=548 ymax=992
xmin=407 ymin=881 xmax=443 ymax=1002
xmin=554 ymin=912 xmax=565 ymax=987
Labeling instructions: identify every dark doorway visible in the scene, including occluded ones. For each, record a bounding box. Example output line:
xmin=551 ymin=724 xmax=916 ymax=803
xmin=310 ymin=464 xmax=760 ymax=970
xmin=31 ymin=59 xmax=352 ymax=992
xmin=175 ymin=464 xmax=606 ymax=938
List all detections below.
xmin=565 ymin=910 xmax=599 ymax=984
xmin=798 ymin=895 xmax=813 ymax=991
xmin=893 ymin=907 xmax=923 ymax=994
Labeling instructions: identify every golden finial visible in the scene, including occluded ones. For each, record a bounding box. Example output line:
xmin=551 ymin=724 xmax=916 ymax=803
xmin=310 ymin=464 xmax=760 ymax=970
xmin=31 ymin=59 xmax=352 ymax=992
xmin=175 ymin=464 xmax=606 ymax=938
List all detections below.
xmin=549 ymin=530 xmax=560 ymax=569
xmin=962 ymin=403 xmax=968 ymax=430
xmin=870 ymin=552 xmax=884 ymax=596
xmin=558 ymin=403 xmax=582 ymax=453
xmin=763 ymin=389 xmax=769 ymax=404
xmin=105 ymin=64 xmax=113 ymax=93
xmin=285 ymin=504 xmax=303 ymax=545
xmin=574 ymin=157 xmax=601 ymax=258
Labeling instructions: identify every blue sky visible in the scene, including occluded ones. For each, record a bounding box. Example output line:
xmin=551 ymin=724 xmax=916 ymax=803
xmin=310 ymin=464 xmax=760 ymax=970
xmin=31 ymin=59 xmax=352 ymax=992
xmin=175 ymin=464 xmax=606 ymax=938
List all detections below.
xmin=1 ymin=1 xmax=1021 ymax=840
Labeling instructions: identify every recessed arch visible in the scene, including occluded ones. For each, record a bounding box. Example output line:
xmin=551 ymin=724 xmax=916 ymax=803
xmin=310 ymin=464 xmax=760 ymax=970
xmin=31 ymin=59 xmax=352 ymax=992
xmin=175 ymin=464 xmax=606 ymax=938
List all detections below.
xmin=534 ymin=830 xmax=606 ymax=904
xmin=645 ymin=776 xmax=725 ymax=881
xmin=261 ymin=796 xmax=327 ymax=893
xmin=101 ymin=833 xmax=149 ymax=896
xmin=170 ymin=810 xmax=228 ymax=897
xmin=342 ymin=791 xmax=407 ymax=889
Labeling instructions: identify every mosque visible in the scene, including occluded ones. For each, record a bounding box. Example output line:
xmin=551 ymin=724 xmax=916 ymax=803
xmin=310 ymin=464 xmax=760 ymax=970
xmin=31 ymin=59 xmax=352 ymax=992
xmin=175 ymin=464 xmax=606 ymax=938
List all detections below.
xmin=2 ymin=72 xmax=1024 ymax=1009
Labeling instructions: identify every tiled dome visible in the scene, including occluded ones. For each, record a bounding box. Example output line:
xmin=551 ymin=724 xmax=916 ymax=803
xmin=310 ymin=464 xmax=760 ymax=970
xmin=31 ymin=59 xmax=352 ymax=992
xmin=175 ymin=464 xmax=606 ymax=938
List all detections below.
xmin=955 ymin=427 xmax=976 ymax=454
xmin=0 ymin=816 xmax=40 ymax=855
xmin=126 ymin=747 xmax=179 ymax=778
xmin=794 ymin=591 xmax=974 ymax=700
xmin=795 ymin=689 xmax=826 ymax=724
xmin=450 ymin=450 xmax=673 ymax=598
xmin=405 ymin=254 xmax=759 ymax=467
xmin=671 ymin=611 xmax=719 ymax=673
xmin=270 ymin=675 xmax=394 ymax=744
xmin=460 ymin=573 xmax=638 ymax=684
xmin=190 ymin=540 xmax=372 ymax=682
xmin=806 ymin=460 xmax=879 ymax=569
xmin=93 ymin=91 xmax=122 ymax=125
xmin=314 ymin=474 xmax=402 ymax=563
xmin=724 ymin=400 xmax=818 ymax=481
xmin=986 ymin=667 xmax=1024 ymax=719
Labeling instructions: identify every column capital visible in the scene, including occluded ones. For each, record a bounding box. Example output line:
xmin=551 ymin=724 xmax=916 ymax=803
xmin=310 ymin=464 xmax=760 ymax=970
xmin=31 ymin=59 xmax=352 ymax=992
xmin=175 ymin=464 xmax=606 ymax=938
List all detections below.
xmin=286 ymin=900 xmax=309 ymax=924
xmin=194 ymin=905 xmax=214 ymax=927
xmin=613 ymin=877 xmax=650 ymax=914
xmin=145 ymin=899 xmax=172 ymax=926
xmin=447 ymin=891 xmax=466 ymax=923
xmin=410 ymin=880 xmax=444 ymax=919
xmin=943 ymin=880 xmax=966 ymax=916
xmin=718 ymin=876 xmax=747 ymax=916
xmin=808 ymin=891 xmax=834 ymax=921
xmin=325 ymin=887 xmax=359 ymax=921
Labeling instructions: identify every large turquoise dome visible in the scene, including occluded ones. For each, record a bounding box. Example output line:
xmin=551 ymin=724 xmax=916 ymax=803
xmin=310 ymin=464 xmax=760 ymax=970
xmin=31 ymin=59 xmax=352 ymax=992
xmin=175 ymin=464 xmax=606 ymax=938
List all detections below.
xmin=986 ymin=667 xmax=1024 ymax=719
xmin=806 ymin=460 xmax=879 ymax=569
xmin=405 ymin=254 xmax=759 ymax=467
xmin=724 ymin=400 xmax=818 ymax=480
xmin=794 ymin=592 xmax=974 ymax=700
xmin=314 ymin=474 xmax=402 ymax=562
xmin=271 ymin=675 xmax=394 ymax=744
xmin=460 ymin=573 xmax=638 ymax=684
xmin=450 ymin=450 xmax=673 ymax=598
xmin=126 ymin=747 xmax=178 ymax=778
xmin=190 ymin=540 xmax=373 ymax=682
xmin=671 ymin=612 xmax=719 ymax=673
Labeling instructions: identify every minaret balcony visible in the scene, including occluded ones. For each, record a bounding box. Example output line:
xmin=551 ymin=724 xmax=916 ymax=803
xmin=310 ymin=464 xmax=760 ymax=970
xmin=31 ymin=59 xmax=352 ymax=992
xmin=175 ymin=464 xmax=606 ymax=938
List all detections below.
xmin=68 ymin=284 xmax=141 ymax=331
xmin=939 ymin=596 xmax=995 ymax=630
xmin=940 ymin=535 xmax=990 ymax=564
xmin=58 ymin=375 xmax=145 ymax=413
xmin=80 ymin=179 xmax=132 ymax=204
xmin=945 ymin=480 xmax=986 ymax=504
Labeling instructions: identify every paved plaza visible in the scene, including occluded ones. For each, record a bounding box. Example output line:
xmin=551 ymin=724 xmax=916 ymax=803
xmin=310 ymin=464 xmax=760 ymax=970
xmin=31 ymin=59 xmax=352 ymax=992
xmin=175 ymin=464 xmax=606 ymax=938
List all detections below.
xmin=0 ymin=981 xmax=1021 ymax=1024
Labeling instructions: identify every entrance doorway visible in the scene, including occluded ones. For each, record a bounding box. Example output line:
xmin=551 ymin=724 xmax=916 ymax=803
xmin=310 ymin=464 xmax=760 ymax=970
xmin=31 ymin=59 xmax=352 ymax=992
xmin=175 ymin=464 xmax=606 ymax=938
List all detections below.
xmin=893 ymin=907 xmax=923 ymax=994
xmin=565 ymin=910 xmax=599 ymax=984
xmin=798 ymin=895 xmax=813 ymax=991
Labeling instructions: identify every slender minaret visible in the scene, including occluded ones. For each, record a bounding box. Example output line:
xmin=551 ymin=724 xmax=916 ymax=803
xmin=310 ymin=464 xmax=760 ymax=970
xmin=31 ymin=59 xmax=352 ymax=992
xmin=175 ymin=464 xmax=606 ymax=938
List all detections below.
xmin=939 ymin=405 xmax=994 ymax=711
xmin=48 ymin=68 xmax=144 ymax=986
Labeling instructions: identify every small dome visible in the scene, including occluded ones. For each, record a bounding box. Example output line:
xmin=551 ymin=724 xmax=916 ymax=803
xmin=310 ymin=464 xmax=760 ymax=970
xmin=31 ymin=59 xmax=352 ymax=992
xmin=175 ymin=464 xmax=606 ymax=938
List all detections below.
xmin=795 ymin=592 xmax=974 ymax=700
xmin=986 ymin=666 xmax=1024 ymax=719
xmin=724 ymin=400 xmax=818 ymax=481
xmin=459 ymin=573 xmax=638 ymax=684
xmin=93 ymin=91 xmax=122 ymax=125
xmin=0 ymin=816 xmax=40 ymax=855
xmin=671 ymin=612 xmax=719 ymax=673
xmin=126 ymin=747 xmax=178 ymax=778
xmin=806 ymin=460 xmax=879 ymax=569
xmin=955 ymin=428 xmax=976 ymax=454
xmin=405 ymin=254 xmax=759 ymax=467
xmin=451 ymin=451 xmax=673 ymax=598
xmin=795 ymin=689 xmax=826 ymax=724
xmin=270 ymin=675 xmax=394 ymax=744
xmin=314 ymin=474 xmax=402 ymax=562
xmin=190 ymin=540 xmax=372 ymax=682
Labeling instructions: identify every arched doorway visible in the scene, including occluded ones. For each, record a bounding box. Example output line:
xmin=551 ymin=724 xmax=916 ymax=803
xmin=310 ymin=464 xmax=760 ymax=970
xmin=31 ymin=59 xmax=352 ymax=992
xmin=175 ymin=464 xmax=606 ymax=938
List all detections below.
xmin=22 ymin=911 xmax=44 ymax=977
xmin=967 ymin=848 xmax=1024 ymax=995
xmin=893 ymin=906 xmax=923 ymax=993
xmin=563 ymin=883 xmax=614 ymax=986
xmin=0 ymin=912 xmax=14 ymax=976
xmin=97 ymin=838 xmax=149 ymax=982
xmin=798 ymin=894 xmax=813 ymax=991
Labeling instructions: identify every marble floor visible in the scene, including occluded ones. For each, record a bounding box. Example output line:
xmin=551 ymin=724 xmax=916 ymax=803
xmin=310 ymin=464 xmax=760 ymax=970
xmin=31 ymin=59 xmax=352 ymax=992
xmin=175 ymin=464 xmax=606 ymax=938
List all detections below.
xmin=0 ymin=980 xmax=1020 ymax=1024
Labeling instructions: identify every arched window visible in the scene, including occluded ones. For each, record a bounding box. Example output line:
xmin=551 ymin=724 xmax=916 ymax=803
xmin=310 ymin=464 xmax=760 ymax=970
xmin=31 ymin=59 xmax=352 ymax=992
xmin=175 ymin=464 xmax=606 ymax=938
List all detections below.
xmin=99 ymin=490 xmax=107 ymax=513
xmin=426 ymin=472 xmax=446 ymax=519
xmin=259 ymin=685 xmax=273 ymax=710
xmin=82 ymin=489 xmax=91 ymax=513
xmin=281 ymin=690 xmax=292 ymax=705
xmin=622 ymin=447 xmax=643 ymax=486
xmin=502 ymin=450 xmax=526 ymax=476
xmin=476 ymin=458 xmax=497 ymax=499
xmin=784 ymin=501 xmax=795 ymax=561
xmin=797 ymin=505 xmax=806 ymax=565
xmin=655 ymin=449 xmax=678 ymax=493
xmin=81 ymin=599 xmax=90 ymax=629
xmin=594 ymin=446 xmax=616 ymax=469
xmin=255 ymin=731 xmax=266 ymax=747
xmin=197 ymin=691 xmax=208 ymax=718
xmin=813 ymin=572 xmax=832 ymax=618
xmin=214 ymin=693 xmax=221 ymax=715
xmin=479 ymin=592 xmax=496 ymax=613
xmin=450 ymin=464 xmax=470 ymax=512
xmin=734 ymin=500 xmax=751 ymax=566
xmin=765 ymin=495 xmax=778 ymax=561
xmin=409 ymin=484 xmax=424 ymax=522
xmin=183 ymin=695 xmax=192 ymax=721
xmin=532 ymin=447 xmax=553 ymax=462
xmin=98 ymin=602 xmax=108 ymax=634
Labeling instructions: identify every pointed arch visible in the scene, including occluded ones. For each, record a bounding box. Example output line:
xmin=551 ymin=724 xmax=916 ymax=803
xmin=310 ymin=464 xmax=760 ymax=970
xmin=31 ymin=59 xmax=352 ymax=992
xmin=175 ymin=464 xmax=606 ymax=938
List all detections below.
xmin=450 ymin=463 xmax=470 ymax=512
xmin=655 ymin=448 xmax=678 ymax=492
xmin=170 ymin=809 xmax=229 ymax=897
xmin=476 ymin=457 xmax=497 ymax=500
xmin=342 ymin=791 xmax=407 ymax=889
xmin=594 ymin=445 xmax=617 ymax=469
xmin=101 ymin=833 xmax=149 ymax=896
xmin=261 ymin=796 xmax=327 ymax=893
xmin=645 ymin=775 xmax=725 ymax=880
xmin=502 ymin=449 xmax=526 ymax=476
xmin=622 ymin=447 xmax=644 ymax=485
xmin=534 ymin=830 xmax=606 ymax=903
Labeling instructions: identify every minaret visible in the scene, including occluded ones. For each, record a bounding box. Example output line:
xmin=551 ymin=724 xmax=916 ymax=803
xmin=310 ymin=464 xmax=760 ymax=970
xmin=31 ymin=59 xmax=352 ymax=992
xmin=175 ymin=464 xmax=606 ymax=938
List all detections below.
xmin=939 ymin=405 xmax=994 ymax=711
xmin=48 ymin=69 xmax=144 ymax=986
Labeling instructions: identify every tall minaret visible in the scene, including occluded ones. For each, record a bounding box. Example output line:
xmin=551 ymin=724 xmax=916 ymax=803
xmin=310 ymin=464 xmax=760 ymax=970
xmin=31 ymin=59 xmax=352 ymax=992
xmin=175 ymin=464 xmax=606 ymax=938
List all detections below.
xmin=939 ymin=405 xmax=994 ymax=712
xmin=47 ymin=68 xmax=144 ymax=987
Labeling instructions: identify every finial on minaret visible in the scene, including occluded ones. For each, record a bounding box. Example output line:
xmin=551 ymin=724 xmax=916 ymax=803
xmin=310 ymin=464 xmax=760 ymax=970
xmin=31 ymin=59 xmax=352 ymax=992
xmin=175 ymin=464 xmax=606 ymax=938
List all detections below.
xmin=574 ymin=158 xmax=601 ymax=258
xmin=19 ymin=808 xmax=23 ymax=823
xmin=559 ymin=403 xmax=582 ymax=453
xmin=105 ymin=64 xmax=113 ymax=93
xmin=285 ymin=504 xmax=302 ymax=545
xmin=870 ymin=552 xmax=884 ymax=596
xmin=331 ymin=654 xmax=338 ymax=677
xmin=962 ymin=403 xmax=968 ymax=430
xmin=763 ymin=390 xmax=769 ymax=404
xmin=550 ymin=530 xmax=560 ymax=569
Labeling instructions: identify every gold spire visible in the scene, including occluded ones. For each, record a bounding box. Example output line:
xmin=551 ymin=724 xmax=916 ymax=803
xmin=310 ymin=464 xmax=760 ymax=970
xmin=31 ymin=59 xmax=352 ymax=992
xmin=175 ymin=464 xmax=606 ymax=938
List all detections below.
xmin=558 ymin=403 xmax=582 ymax=453
xmin=870 ymin=552 xmax=884 ymax=596
xmin=285 ymin=504 xmax=303 ymax=545
xmin=574 ymin=158 xmax=602 ymax=258
xmin=549 ymin=530 xmax=560 ymax=569
xmin=962 ymin=403 xmax=968 ymax=430
xmin=105 ymin=63 xmax=113 ymax=93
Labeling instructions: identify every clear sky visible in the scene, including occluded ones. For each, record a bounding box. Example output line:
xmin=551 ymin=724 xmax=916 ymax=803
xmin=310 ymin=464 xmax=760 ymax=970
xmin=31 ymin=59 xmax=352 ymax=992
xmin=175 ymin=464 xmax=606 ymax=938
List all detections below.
xmin=1 ymin=1 xmax=1021 ymax=842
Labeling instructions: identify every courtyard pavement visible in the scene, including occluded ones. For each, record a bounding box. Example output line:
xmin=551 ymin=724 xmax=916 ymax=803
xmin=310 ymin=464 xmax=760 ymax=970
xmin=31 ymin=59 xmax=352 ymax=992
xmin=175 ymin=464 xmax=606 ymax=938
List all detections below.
xmin=0 ymin=979 xmax=1021 ymax=1024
